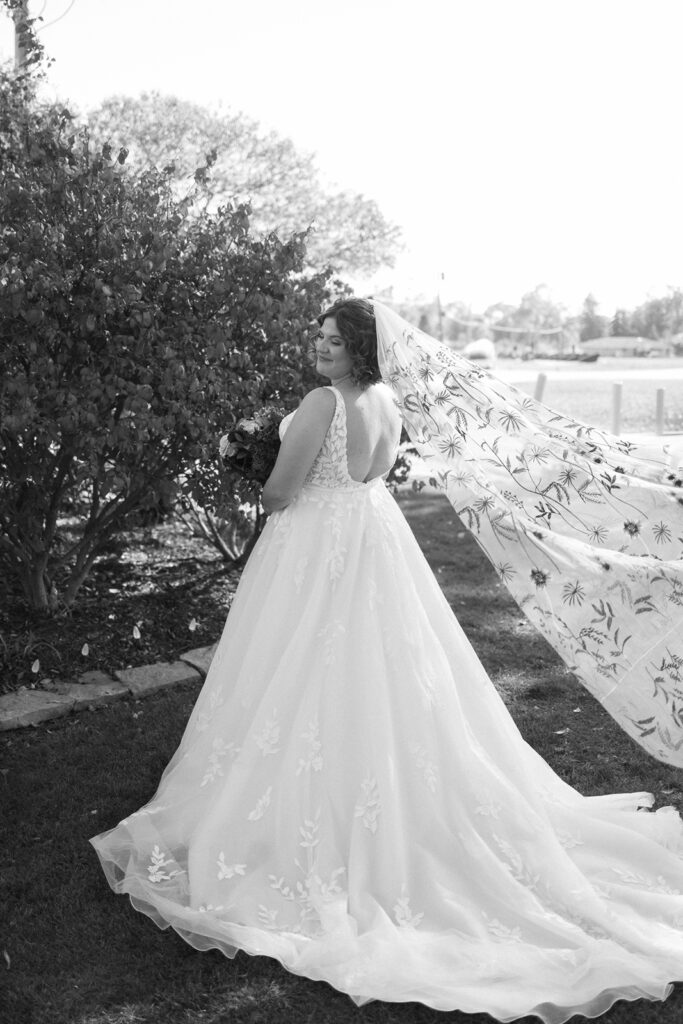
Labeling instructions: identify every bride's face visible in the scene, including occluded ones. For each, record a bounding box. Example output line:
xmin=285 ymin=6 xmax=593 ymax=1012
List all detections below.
xmin=315 ymin=317 xmax=354 ymax=382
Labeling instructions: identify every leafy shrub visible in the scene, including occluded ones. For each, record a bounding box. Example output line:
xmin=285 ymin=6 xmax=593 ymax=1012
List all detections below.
xmin=0 ymin=73 xmax=329 ymax=611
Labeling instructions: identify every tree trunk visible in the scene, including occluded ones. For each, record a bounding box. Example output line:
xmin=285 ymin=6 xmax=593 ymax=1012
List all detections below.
xmin=61 ymin=551 xmax=100 ymax=608
xmin=13 ymin=0 xmax=30 ymax=70
xmin=20 ymin=560 xmax=58 ymax=613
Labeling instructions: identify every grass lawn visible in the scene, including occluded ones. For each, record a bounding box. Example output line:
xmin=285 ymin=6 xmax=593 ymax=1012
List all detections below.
xmin=513 ymin=375 xmax=683 ymax=435
xmin=3 ymin=491 xmax=683 ymax=1024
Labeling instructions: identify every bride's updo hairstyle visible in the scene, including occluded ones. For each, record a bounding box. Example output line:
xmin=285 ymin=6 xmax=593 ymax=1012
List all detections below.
xmin=317 ymin=298 xmax=381 ymax=388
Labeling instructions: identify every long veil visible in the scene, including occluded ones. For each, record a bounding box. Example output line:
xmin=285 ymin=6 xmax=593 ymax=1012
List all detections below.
xmin=374 ymin=300 xmax=683 ymax=766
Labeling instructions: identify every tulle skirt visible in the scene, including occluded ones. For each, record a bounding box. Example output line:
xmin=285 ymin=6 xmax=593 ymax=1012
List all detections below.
xmin=91 ymin=479 xmax=683 ymax=1022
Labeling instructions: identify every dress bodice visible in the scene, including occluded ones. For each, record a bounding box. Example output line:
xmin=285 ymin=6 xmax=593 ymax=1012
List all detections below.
xmin=279 ymin=386 xmax=374 ymax=491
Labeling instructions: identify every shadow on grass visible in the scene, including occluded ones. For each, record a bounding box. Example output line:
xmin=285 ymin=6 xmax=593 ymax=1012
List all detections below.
xmin=3 ymin=492 xmax=683 ymax=1024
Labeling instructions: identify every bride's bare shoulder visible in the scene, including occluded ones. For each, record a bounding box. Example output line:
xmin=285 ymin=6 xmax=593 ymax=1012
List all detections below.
xmin=371 ymin=383 xmax=402 ymax=422
xmin=302 ymin=385 xmax=336 ymax=406
xmin=291 ymin=386 xmax=336 ymax=425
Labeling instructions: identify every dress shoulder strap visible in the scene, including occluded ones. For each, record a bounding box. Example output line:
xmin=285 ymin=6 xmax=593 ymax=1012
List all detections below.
xmin=324 ymin=385 xmax=345 ymax=427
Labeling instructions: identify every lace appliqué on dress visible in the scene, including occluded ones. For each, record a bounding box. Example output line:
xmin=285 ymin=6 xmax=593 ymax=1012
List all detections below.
xmin=303 ymin=387 xmax=352 ymax=490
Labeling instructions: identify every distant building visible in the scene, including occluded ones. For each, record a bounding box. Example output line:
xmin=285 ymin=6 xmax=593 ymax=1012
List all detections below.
xmin=581 ymin=336 xmax=671 ymax=357
xmin=462 ymin=338 xmax=496 ymax=368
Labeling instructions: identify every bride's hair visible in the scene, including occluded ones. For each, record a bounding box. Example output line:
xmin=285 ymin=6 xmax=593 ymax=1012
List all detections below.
xmin=317 ymin=298 xmax=381 ymax=388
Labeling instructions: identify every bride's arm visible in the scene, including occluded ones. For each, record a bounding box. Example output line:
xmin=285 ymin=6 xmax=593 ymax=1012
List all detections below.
xmin=262 ymin=388 xmax=336 ymax=513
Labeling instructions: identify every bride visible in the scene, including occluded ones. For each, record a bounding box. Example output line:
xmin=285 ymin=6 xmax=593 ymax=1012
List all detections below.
xmin=91 ymin=298 xmax=683 ymax=1023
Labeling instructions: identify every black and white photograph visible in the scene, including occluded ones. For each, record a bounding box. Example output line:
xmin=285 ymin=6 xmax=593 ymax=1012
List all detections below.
xmin=3 ymin=3 xmax=683 ymax=1023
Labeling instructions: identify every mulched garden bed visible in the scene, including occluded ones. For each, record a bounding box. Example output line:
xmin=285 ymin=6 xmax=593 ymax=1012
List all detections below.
xmin=0 ymin=518 xmax=241 ymax=696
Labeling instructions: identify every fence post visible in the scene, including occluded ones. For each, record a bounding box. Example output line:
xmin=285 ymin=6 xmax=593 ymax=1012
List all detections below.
xmin=656 ymin=388 xmax=665 ymax=435
xmin=534 ymin=372 xmax=547 ymax=402
xmin=612 ymin=382 xmax=623 ymax=435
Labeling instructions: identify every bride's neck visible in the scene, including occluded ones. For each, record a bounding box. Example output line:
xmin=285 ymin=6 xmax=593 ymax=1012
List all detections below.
xmin=329 ymin=372 xmax=354 ymax=389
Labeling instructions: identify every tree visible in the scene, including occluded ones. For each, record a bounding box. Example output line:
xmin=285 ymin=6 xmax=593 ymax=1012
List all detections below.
xmin=610 ymin=308 xmax=633 ymax=336
xmin=514 ymin=285 xmax=565 ymax=332
xmin=630 ymin=288 xmax=683 ymax=340
xmin=486 ymin=286 xmax=566 ymax=353
xmin=0 ymin=73 xmax=329 ymax=612
xmin=579 ymin=293 xmax=608 ymax=342
xmin=85 ymin=93 xmax=402 ymax=278
xmin=3 ymin=0 xmax=46 ymax=74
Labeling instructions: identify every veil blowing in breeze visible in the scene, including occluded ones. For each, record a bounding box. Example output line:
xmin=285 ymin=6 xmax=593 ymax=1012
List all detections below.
xmin=374 ymin=300 xmax=683 ymax=765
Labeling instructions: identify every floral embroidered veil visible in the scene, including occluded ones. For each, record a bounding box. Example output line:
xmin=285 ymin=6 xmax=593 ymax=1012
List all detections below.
xmin=373 ymin=300 xmax=683 ymax=766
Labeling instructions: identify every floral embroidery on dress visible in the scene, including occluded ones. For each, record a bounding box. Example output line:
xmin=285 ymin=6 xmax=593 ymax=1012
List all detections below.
xmin=354 ymin=776 xmax=381 ymax=833
xmin=368 ymin=498 xmax=399 ymax=557
xmin=254 ymin=711 xmax=281 ymax=756
xmin=216 ymin=854 xmax=246 ymax=881
xmin=325 ymin=501 xmax=346 ymax=540
xmin=147 ymin=845 xmax=181 ymax=883
xmin=247 ymin=786 xmax=273 ymax=821
xmin=314 ymin=868 xmax=346 ymax=901
xmin=326 ymin=546 xmax=347 ymax=585
xmin=268 ymin=876 xmax=296 ymax=902
xmin=537 ymin=884 xmax=616 ymax=941
xmin=303 ymin=388 xmax=353 ymax=490
xmin=323 ymin=502 xmax=348 ymax=586
xmin=268 ymin=867 xmax=346 ymax=927
xmin=296 ymin=718 xmax=323 ymax=775
xmin=474 ymin=790 xmax=502 ymax=819
xmin=410 ymin=743 xmax=438 ymax=792
xmin=492 ymin=833 xmax=541 ymax=890
xmin=193 ymin=684 xmax=226 ymax=733
xmin=256 ymin=807 xmax=347 ymax=937
xmin=317 ymin=621 xmax=346 ymax=666
xmin=482 ymin=911 xmax=523 ymax=943
xmin=394 ymin=883 xmax=424 ymax=928
xmin=201 ymin=738 xmax=239 ymax=787
xmin=298 ymin=809 xmax=321 ymax=851
xmin=611 ymin=866 xmax=683 ymax=894
xmin=257 ymin=905 xmax=280 ymax=928
xmin=555 ymin=828 xmax=585 ymax=849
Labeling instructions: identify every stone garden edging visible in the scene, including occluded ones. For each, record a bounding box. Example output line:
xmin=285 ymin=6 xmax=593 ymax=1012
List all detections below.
xmin=0 ymin=643 xmax=218 ymax=731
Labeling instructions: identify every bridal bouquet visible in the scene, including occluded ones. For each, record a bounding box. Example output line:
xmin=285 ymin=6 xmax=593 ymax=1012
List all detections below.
xmin=219 ymin=405 xmax=284 ymax=485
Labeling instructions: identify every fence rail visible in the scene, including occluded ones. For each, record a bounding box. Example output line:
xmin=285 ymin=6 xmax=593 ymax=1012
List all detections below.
xmin=532 ymin=373 xmax=671 ymax=436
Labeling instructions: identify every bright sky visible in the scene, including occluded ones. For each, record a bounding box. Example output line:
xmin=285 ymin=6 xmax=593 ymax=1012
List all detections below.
xmin=2 ymin=0 xmax=682 ymax=314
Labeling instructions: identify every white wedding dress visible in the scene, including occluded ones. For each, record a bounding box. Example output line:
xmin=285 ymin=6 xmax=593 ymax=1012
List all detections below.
xmin=92 ymin=386 xmax=683 ymax=1023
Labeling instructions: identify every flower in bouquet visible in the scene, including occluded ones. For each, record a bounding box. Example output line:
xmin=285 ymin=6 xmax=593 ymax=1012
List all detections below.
xmin=219 ymin=405 xmax=285 ymax=486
